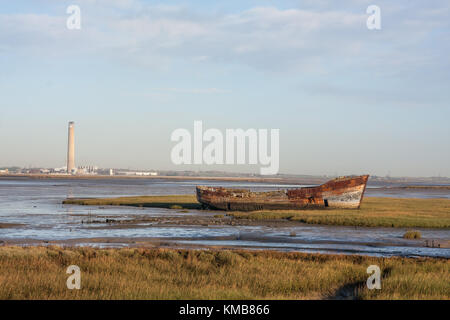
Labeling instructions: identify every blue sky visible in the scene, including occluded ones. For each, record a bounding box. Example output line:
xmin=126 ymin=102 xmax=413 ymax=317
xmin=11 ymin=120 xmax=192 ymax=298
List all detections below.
xmin=0 ymin=0 xmax=449 ymax=176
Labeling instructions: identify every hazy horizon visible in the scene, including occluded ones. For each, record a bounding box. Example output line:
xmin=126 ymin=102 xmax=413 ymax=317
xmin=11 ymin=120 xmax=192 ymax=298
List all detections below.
xmin=1 ymin=0 xmax=449 ymax=177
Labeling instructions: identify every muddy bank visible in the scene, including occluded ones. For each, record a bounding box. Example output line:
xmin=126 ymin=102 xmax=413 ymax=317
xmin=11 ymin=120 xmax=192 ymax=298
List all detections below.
xmin=2 ymin=218 xmax=449 ymax=258
xmin=1 ymin=235 xmax=449 ymax=258
xmin=0 ymin=223 xmax=24 ymax=229
xmin=78 ymin=213 xmax=322 ymax=228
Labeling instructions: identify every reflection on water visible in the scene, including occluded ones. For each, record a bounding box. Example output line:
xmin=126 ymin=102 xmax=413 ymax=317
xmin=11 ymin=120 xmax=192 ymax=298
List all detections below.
xmin=0 ymin=178 xmax=449 ymax=258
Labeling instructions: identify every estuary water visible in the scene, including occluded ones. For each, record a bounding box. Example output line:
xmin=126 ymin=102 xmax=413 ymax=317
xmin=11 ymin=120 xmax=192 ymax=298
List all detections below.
xmin=0 ymin=177 xmax=449 ymax=258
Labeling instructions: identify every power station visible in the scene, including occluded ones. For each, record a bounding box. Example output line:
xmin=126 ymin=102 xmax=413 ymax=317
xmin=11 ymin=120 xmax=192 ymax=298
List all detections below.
xmin=61 ymin=121 xmax=155 ymax=176
xmin=67 ymin=121 xmax=75 ymax=174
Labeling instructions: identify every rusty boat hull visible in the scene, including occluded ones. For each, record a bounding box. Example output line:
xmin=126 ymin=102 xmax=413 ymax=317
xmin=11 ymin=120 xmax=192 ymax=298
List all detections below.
xmin=196 ymin=175 xmax=369 ymax=211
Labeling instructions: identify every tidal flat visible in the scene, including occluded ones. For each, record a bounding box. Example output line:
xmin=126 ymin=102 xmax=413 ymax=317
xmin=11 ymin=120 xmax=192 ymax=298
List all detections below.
xmin=1 ymin=177 xmax=449 ymax=258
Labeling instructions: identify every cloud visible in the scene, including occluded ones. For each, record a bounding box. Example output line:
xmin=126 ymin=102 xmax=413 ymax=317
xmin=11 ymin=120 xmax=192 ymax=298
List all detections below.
xmin=0 ymin=1 xmax=448 ymax=76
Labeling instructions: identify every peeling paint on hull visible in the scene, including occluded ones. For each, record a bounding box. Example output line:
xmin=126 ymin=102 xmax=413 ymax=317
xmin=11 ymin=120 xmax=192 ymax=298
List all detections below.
xmin=196 ymin=175 xmax=369 ymax=211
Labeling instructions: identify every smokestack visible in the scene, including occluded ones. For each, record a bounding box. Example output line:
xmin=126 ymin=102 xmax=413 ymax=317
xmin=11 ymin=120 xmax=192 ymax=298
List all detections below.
xmin=67 ymin=121 xmax=75 ymax=174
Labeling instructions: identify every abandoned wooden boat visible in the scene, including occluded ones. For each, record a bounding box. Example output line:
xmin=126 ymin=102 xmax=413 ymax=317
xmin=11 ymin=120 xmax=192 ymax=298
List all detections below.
xmin=196 ymin=175 xmax=369 ymax=211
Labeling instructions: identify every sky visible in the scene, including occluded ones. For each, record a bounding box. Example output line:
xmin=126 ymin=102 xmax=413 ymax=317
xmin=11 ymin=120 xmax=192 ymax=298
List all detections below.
xmin=0 ymin=0 xmax=449 ymax=177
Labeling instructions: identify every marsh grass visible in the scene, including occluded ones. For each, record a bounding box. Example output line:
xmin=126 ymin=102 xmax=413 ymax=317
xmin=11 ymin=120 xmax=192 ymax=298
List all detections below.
xmin=403 ymin=230 xmax=422 ymax=239
xmin=63 ymin=195 xmax=202 ymax=210
xmin=64 ymin=196 xmax=450 ymax=228
xmin=0 ymin=246 xmax=447 ymax=300
xmin=230 ymin=197 xmax=450 ymax=228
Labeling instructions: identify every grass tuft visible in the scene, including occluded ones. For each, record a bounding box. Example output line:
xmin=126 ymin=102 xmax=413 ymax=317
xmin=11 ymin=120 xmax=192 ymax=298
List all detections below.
xmin=403 ymin=230 xmax=422 ymax=239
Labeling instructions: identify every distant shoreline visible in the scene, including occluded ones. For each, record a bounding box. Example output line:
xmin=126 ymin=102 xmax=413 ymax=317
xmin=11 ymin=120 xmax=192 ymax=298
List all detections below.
xmin=395 ymin=185 xmax=450 ymax=190
xmin=1 ymin=174 xmax=450 ymax=188
xmin=0 ymin=174 xmax=325 ymax=185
